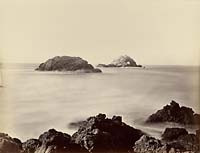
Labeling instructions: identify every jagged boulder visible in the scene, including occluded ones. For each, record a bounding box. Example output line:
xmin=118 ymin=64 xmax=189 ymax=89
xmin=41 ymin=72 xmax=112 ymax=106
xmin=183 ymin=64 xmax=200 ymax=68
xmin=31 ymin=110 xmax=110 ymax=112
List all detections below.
xmin=22 ymin=139 xmax=41 ymax=153
xmin=161 ymin=128 xmax=200 ymax=152
xmin=36 ymin=56 xmax=102 ymax=73
xmin=71 ymin=113 xmax=144 ymax=153
xmin=132 ymin=135 xmax=163 ymax=153
xmin=146 ymin=100 xmax=200 ymax=125
xmin=38 ymin=129 xmax=71 ymax=147
xmin=0 ymin=133 xmax=22 ymax=153
xmin=22 ymin=129 xmax=88 ymax=153
xmin=97 ymin=55 xmax=142 ymax=68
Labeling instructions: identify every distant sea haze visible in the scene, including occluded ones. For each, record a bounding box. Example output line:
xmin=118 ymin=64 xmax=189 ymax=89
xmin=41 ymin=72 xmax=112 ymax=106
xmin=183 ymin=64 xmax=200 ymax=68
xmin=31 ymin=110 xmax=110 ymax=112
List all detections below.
xmin=0 ymin=64 xmax=199 ymax=141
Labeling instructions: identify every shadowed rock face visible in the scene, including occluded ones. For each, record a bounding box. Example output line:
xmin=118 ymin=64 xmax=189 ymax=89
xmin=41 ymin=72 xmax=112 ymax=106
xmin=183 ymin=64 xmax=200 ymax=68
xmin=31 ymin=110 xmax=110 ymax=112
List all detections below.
xmin=97 ymin=55 xmax=142 ymax=68
xmin=71 ymin=113 xmax=144 ymax=153
xmin=161 ymin=128 xmax=200 ymax=152
xmin=146 ymin=100 xmax=200 ymax=125
xmin=35 ymin=56 xmax=102 ymax=73
xmin=161 ymin=128 xmax=188 ymax=141
xmin=22 ymin=129 xmax=88 ymax=153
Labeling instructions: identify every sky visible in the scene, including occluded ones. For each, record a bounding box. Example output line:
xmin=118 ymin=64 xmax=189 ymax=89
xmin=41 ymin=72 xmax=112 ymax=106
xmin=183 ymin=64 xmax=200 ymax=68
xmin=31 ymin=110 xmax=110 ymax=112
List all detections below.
xmin=1 ymin=0 xmax=200 ymax=65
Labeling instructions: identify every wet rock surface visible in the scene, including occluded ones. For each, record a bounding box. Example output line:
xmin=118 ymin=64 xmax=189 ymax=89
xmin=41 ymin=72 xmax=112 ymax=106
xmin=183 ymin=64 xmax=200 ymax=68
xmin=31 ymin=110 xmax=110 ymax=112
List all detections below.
xmin=36 ymin=56 xmax=102 ymax=73
xmin=97 ymin=55 xmax=142 ymax=68
xmin=146 ymin=100 xmax=200 ymax=125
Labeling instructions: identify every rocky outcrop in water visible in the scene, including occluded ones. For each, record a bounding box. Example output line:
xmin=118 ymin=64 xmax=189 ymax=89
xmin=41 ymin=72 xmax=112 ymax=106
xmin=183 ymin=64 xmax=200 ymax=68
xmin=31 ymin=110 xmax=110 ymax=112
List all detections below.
xmin=146 ymin=100 xmax=200 ymax=125
xmin=132 ymin=128 xmax=200 ymax=153
xmin=36 ymin=56 xmax=102 ymax=73
xmin=71 ymin=113 xmax=144 ymax=153
xmin=97 ymin=55 xmax=142 ymax=68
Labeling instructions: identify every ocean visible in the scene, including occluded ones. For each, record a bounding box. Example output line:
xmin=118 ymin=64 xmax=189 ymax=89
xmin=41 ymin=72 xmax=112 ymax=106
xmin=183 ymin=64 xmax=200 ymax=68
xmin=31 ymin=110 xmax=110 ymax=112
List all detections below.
xmin=0 ymin=64 xmax=199 ymax=141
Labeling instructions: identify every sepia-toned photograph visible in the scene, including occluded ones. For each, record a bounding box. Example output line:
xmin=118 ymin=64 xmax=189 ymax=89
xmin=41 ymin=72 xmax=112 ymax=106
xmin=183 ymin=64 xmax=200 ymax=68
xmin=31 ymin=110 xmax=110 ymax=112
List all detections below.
xmin=0 ymin=0 xmax=200 ymax=153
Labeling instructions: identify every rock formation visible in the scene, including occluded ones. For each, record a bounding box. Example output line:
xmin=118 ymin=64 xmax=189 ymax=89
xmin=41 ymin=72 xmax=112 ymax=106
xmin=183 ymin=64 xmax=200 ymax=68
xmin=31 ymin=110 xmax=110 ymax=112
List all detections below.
xmin=36 ymin=56 xmax=102 ymax=73
xmin=0 ymin=112 xmax=200 ymax=153
xmin=0 ymin=133 xmax=22 ymax=153
xmin=71 ymin=113 xmax=144 ymax=153
xmin=146 ymin=100 xmax=200 ymax=125
xmin=22 ymin=129 xmax=88 ymax=153
xmin=132 ymin=135 xmax=163 ymax=153
xmin=132 ymin=128 xmax=200 ymax=153
xmin=161 ymin=128 xmax=188 ymax=141
xmin=97 ymin=55 xmax=142 ymax=68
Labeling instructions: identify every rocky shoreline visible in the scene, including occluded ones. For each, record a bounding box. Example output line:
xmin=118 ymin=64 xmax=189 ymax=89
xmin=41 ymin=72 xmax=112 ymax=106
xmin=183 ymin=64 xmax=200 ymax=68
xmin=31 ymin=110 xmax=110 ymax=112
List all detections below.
xmin=1 ymin=101 xmax=200 ymax=153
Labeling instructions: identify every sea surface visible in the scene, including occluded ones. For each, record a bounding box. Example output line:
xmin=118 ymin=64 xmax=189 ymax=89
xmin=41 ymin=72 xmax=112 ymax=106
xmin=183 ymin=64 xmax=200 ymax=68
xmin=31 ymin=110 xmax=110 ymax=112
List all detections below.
xmin=0 ymin=64 xmax=199 ymax=141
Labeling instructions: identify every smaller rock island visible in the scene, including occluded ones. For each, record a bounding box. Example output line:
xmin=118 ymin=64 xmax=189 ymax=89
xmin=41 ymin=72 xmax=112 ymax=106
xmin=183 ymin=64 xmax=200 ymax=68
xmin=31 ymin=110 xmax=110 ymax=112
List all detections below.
xmin=97 ymin=55 xmax=142 ymax=68
xmin=35 ymin=56 xmax=102 ymax=73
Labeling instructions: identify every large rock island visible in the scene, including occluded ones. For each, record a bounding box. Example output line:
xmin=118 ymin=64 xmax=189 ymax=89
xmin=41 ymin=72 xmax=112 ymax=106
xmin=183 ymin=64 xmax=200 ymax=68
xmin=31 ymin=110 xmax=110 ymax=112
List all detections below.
xmin=97 ymin=55 xmax=142 ymax=68
xmin=36 ymin=56 xmax=102 ymax=73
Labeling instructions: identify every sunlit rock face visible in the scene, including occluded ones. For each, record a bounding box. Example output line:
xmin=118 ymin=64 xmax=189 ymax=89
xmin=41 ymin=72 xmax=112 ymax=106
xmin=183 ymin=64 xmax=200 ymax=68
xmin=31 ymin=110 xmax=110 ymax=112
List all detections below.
xmin=97 ymin=55 xmax=142 ymax=67
xmin=111 ymin=55 xmax=138 ymax=67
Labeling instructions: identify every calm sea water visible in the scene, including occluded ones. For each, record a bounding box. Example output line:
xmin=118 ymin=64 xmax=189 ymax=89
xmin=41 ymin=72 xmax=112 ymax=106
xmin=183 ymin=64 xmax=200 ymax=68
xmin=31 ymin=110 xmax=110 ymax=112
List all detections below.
xmin=0 ymin=64 xmax=199 ymax=141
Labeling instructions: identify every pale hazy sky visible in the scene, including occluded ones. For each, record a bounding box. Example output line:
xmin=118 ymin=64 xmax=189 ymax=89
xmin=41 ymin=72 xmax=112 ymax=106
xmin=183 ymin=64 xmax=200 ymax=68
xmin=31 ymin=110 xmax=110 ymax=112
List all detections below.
xmin=1 ymin=0 xmax=200 ymax=65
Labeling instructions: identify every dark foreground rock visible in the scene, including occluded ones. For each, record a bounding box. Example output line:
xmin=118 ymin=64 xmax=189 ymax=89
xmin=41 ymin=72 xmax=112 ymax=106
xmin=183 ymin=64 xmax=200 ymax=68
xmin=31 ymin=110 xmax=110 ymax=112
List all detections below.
xmin=0 ymin=114 xmax=144 ymax=153
xmin=146 ymin=100 xmax=200 ymax=125
xmin=0 ymin=133 xmax=22 ymax=153
xmin=132 ymin=128 xmax=200 ymax=153
xmin=1 ymin=114 xmax=199 ymax=153
xmin=22 ymin=129 xmax=88 ymax=153
xmin=97 ymin=55 xmax=142 ymax=68
xmin=161 ymin=128 xmax=200 ymax=152
xmin=36 ymin=56 xmax=102 ymax=73
xmin=22 ymin=139 xmax=41 ymax=153
xmin=71 ymin=113 xmax=144 ymax=153
xmin=132 ymin=135 xmax=163 ymax=153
